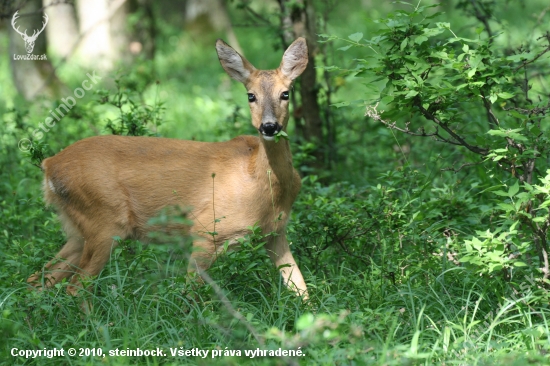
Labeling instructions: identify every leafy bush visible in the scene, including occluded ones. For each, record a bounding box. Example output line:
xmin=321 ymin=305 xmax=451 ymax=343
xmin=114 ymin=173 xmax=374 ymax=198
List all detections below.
xmin=325 ymin=2 xmax=550 ymax=287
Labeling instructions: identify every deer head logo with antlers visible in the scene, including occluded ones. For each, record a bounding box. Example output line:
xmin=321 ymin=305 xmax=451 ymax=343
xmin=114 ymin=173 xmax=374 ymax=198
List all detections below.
xmin=11 ymin=11 xmax=48 ymax=54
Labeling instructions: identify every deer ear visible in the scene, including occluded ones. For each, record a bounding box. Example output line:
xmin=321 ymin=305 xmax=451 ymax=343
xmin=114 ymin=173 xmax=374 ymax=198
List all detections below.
xmin=279 ymin=37 xmax=308 ymax=81
xmin=216 ymin=39 xmax=256 ymax=84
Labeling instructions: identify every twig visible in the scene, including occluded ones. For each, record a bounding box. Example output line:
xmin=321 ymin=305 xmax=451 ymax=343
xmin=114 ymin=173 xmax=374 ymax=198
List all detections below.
xmin=335 ymin=236 xmax=371 ymax=267
xmin=365 ymin=102 xmax=489 ymax=155
xmin=541 ymin=243 xmax=550 ymax=282
xmin=416 ymin=103 xmax=489 ymax=155
xmin=194 ymin=265 xmax=264 ymax=346
xmin=513 ymin=32 xmax=550 ymax=72
xmin=243 ymin=5 xmax=272 ymax=26
xmin=502 ymin=99 xmax=550 ymax=118
xmin=441 ymin=161 xmax=484 ymax=173
xmin=535 ymin=7 xmax=550 ymax=26
xmin=481 ymin=93 xmax=500 ymax=127
xmin=468 ymin=0 xmax=493 ymax=40
xmin=365 ymin=104 xmax=437 ymax=137
xmin=510 ymin=285 xmax=544 ymax=320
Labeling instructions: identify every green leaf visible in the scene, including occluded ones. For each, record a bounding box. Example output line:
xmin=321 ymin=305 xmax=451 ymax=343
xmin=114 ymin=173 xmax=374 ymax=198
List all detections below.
xmin=508 ymin=109 xmax=527 ymax=120
xmin=348 ymin=32 xmax=363 ymax=42
xmin=423 ymin=27 xmax=445 ymax=37
xmin=431 ymin=51 xmax=449 ymax=59
xmin=508 ymin=181 xmax=519 ymax=197
xmin=487 ymin=129 xmax=505 ymax=137
xmin=493 ymin=190 xmax=509 ymax=197
xmin=497 ymin=203 xmax=515 ymax=212
xmin=404 ymin=90 xmax=419 ymax=98
xmin=274 ymin=130 xmax=289 ymax=143
xmin=332 ymin=101 xmax=350 ymax=108
xmin=400 ymin=38 xmax=408 ymax=51
xmin=381 ymin=95 xmax=394 ymax=104
xmin=530 ymin=126 xmax=541 ymax=135
xmin=497 ymin=92 xmax=515 ymax=99
xmin=414 ymin=35 xmax=428 ymax=45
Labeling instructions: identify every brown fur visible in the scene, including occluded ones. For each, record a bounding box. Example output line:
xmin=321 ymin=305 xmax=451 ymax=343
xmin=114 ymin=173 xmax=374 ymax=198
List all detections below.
xmin=27 ymin=38 xmax=309 ymax=298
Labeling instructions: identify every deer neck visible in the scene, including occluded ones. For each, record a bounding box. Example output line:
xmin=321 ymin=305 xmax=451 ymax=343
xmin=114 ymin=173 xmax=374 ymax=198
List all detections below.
xmin=256 ymin=136 xmax=296 ymax=197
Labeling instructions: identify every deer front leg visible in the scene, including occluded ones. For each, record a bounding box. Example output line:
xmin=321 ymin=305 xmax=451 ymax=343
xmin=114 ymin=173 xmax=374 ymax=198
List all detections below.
xmin=265 ymin=233 xmax=308 ymax=299
xmin=27 ymin=236 xmax=85 ymax=288
xmin=185 ymin=238 xmax=218 ymax=285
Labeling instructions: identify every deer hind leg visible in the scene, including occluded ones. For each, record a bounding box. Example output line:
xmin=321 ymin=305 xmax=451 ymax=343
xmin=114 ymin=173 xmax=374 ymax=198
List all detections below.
xmin=27 ymin=216 xmax=85 ymax=288
xmin=66 ymin=231 xmax=121 ymax=296
xmin=265 ymin=234 xmax=308 ymax=299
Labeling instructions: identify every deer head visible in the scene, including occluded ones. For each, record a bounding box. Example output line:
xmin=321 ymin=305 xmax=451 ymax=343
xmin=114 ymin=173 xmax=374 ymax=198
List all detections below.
xmin=11 ymin=11 xmax=48 ymax=54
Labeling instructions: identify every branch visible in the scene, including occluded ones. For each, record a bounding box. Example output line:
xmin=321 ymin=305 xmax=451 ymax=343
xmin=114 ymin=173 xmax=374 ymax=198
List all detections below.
xmin=243 ymin=5 xmax=273 ymax=27
xmin=416 ymin=103 xmax=489 ymax=155
xmin=194 ymin=265 xmax=264 ymax=346
xmin=480 ymin=94 xmax=526 ymax=154
xmin=468 ymin=0 xmax=493 ymax=40
xmin=365 ymin=102 xmax=489 ymax=153
xmin=481 ymin=93 xmax=500 ymax=128
xmin=441 ymin=161 xmax=484 ymax=173
xmin=502 ymin=99 xmax=550 ymax=118
xmin=365 ymin=103 xmax=436 ymax=135
xmin=513 ymin=32 xmax=550 ymax=72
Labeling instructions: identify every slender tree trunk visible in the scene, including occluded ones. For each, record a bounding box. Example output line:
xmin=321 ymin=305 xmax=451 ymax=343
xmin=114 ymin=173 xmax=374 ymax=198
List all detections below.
xmin=75 ymin=0 xmax=130 ymax=70
xmin=185 ymin=0 xmax=243 ymax=55
xmin=43 ymin=0 xmax=79 ymax=58
xmin=128 ymin=0 xmax=156 ymax=59
xmin=278 ymin=0 xmax=324 ymax=170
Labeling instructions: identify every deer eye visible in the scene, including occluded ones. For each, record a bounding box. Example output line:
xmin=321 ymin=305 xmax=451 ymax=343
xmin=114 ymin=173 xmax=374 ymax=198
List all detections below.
xmin=247 ymin=93 xmax=256 ymax=103
xmin=281 ymin=91 xmax=290 ymax=100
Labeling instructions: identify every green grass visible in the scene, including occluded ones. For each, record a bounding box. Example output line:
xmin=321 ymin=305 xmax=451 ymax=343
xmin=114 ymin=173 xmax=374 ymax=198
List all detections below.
xmin=3 ymin=249 xmax=550 ymax=365
xmin=2 ymin=177 xmax=550 ymax=365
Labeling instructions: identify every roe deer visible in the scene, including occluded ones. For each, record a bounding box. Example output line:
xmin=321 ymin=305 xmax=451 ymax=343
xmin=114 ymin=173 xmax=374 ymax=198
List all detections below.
xmin=27 ymin=38 xmax=309 ymax=299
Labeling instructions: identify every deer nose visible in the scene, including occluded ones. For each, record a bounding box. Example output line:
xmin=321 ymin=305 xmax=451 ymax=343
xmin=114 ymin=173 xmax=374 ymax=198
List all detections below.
xmin=259 ymin=123 xmax=281 ymax=137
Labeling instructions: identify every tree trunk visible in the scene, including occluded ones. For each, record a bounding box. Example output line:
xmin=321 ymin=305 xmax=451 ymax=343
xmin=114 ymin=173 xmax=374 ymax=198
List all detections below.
xmin=128 ymin=0 xmax=156 ymax=59
xmin=185 ymin=0 xmax=243 ymax=55
xmin=278 ymin=0 xmax=325 ymax=170
xmin=43 ymin=0 xmax=79 ymax=58
xmin=75 ymin=0 xmax=130 ymax=70
xmin=9 ymin=0 xmax=64 ymax=100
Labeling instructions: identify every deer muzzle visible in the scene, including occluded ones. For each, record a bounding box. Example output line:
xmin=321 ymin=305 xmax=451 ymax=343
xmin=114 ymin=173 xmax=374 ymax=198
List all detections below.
xmin=258 ymin=122 xmax=282 ymax=141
